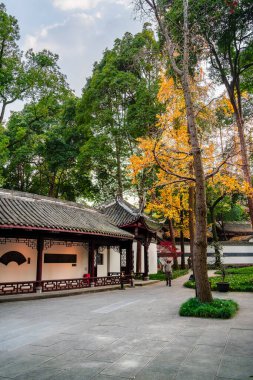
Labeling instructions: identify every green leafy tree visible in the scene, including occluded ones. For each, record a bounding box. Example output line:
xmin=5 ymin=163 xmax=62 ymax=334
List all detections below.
xmin=189 ymin=0 xmax=253 ymax=225
xmin=0 ymin=3 xmax=69 ymax=123
xmin=3 ymin=95 xmax=94 ymax=200
xmin=77 ymin=26 xmax=161 ymax=203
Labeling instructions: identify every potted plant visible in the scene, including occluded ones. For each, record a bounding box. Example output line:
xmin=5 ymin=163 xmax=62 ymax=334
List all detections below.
xmin=216 ymin=265 xmax=229 ymax=292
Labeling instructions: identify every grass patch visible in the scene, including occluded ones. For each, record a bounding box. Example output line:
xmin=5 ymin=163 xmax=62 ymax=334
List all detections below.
xmin=179 ymin=297 xmax=239 ymax=319
xmin=184 ymin=273 xmax=253 ymax=292
xmin=215 ymin=266 xmax=253 ymax=275
xmin=149 ymin=269 xmax=188 ymax=281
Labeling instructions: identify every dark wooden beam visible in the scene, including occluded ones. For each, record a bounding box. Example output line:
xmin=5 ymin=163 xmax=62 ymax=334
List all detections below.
xmin=88 ymin=239 xmax=95 ymax=279
xmin=36 ymin=236 xmax=44 ymax=291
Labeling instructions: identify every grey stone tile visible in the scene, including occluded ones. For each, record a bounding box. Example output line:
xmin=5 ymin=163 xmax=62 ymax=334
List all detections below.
xmin=218 ymin=355 xmax=253 ymax=379
xmin=182 ymin=355 xmax=221 ymax=373
xmin=13 ymin=367 xmax=64 ymax=380
xmin=72 ymin=334 xmax=118 ymax=351
xmin=101 ymin=354 xmax=152 ymax=377
xmin=169 ymin=335 xmax=199 ymax=347
xmin=128 ymin=339 xmax=166 ymax=356
xmin=155 ymin=346 xmax=193 ymax=362
xmin=224 ymin=328 xmax=253 ymax=357
xmin=41 ymin=349 xmax=94 ymax=369
xmin=189 ymin=345 xmax=224 ymax=357
xmin=135 ymin=370 xmax=177 ymax=380
xmin=179 ymin=327 xmax=206 ymax=337
xmin=56 ymin=348 xmax=94 ymax=362
xmin=88 ymin=346 xmax=131 ymax=363
xmin=175 ymin=365 xmax=216 ymax=380
xmin=91 ymin=376 xmax=128 ymax=380
xmin=0 ymin=274 xmax=252 ymax=380
xmin=145 ymin=358 xmax=180 ymax=374
xmin=196 ymin=333 xmax=228 ymax=347
xmin=161 ymin=344 xmax=193 ymax=357
xmin=29 ymin=340 xmax=77 ymax=357
xmin=30 ymin=336 xmax=69 ymax=348
xmin=52 ymin=365 xmax=105 ymax=380
xmin=0 ymin=354 xmax=51 ymax=378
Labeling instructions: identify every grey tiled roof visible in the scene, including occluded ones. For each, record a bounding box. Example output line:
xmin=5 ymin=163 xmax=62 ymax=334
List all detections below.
xmin=216 ymin=222 xmax=253 ymax=235
xmin=0 ymin=190 xmax=133 ymax=239
xmin=99 ymin=197 xmax=162 ymax=232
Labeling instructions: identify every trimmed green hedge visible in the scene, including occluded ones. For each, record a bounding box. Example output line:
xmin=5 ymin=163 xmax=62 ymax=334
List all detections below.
xmin=215 ymin=266 xmax=253 ymax=275
xmin=184 ymin=273 xmax=253 ymax=292
xmin=149 ymin=269 xmax=188 ymax=281
xmin=179 ymin=297 xmax=239 ymax=319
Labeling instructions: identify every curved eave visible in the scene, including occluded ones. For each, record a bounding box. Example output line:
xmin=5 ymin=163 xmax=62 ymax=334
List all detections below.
xmin=141 ymin=216 xmax=162 ymax=233
xmin=0 ymin=224 xmax=134 ymax=240
xmin=120 ymin=218 xmax=161 ymax=233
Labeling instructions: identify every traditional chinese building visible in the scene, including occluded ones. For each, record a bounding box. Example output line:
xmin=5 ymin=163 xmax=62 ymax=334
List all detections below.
xmin=0 ymin=189 xmax=134 ymax=296
xmin=99 ymin=197 xmax=161 ymax=279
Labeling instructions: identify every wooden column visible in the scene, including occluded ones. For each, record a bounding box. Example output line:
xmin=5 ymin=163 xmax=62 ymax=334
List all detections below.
xmin=88 ymin=239 xmax=95 ymax=285
xmin=126 ymin=241 xmax=134 ymax=275
xmin=144 ymin=242 xmax=149 ymax=280
xmin=144 ymin=234 xmax=152 ymax=281
xmin=36 ymin=236 xmax=44 ymax=292
xmin=136 ymin=240 xmax=142 ymax=273
xmin=107 ymin=245 xmax=110 ymax=275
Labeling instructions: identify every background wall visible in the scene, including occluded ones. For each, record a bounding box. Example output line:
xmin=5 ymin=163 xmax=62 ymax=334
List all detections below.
xmin=175 ymin=243 xmax=253 ymax=265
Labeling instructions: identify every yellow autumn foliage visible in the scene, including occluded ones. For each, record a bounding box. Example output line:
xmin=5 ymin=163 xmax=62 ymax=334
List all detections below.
xmin=129 ymin=76 xmax=249 ymax=236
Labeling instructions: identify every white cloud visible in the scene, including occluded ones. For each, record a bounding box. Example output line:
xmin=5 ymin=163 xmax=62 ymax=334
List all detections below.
xmin=4 ymin=0 xmax=142 ymax=120
xmin=21 ymin=1 xmax=141 ymax=97
xmin=52 ymin=0 xmax=131 ymax=11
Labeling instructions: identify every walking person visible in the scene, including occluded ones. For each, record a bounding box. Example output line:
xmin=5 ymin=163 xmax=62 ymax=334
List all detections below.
xmin=164 ymin=259 xmax=173 ymax=286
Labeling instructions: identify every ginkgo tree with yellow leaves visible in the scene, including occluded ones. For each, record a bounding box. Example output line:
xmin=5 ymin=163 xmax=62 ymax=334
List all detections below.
xmin=129 ymin=75 xmax=251 ymax=274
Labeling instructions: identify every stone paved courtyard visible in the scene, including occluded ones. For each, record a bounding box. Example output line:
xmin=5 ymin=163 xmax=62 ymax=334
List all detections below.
xmin=0 ymin=273 xmax=253 ymax=380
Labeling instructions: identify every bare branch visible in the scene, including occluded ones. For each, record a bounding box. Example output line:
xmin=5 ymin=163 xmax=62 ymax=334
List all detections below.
xmin=153 ymin=139 xmax=195 ymax=182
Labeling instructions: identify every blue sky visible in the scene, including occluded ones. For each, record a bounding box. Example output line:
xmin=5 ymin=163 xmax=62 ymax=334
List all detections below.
xmin=4 ymin=0 xmax=143 ymax=119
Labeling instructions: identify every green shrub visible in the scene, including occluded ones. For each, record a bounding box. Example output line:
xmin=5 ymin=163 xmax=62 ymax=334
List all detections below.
xmin=215 ymin=266 xmax=253 ymax=275
xmin=184 ymin=273 xmax=253 ymax=292
xmin=179 ymin=297 xmax=239 ymax=319
xmin=149 ymin=269 xmax=188 ymax=281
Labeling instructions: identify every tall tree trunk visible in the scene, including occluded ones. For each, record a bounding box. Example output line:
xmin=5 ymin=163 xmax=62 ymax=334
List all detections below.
xmin=139 ymin=0 xmax=212 ymax=302
xmin=0 ymin=101 xmax=6 ymax=123
xmin=188 ymin=185 xmax=195 ymax=261
xmin=234 ymin=112 xmax=253 ymax=227
xmin=181 ymin=0 xmax=212 ymax=302
xmin=183 ymin=78 xmax=212 ymax=301
xmin=210 ymin=206 xmax=221 ymax=267
xmin=115 ymin=137 xmax=123 ymax=197
xmin=48 ymin=173 xmax=56 ymax=197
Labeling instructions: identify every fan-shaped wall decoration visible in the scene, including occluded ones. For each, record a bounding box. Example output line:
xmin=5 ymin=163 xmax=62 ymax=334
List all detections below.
xmin=0 ymin=251 xmax=27 ymax=266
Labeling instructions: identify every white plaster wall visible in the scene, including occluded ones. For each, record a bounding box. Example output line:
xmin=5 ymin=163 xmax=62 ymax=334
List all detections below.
xmin=43 ymin=243 xmax=88 ymax=280
xmin=133 ymin=241 xmax=137 ymax=272
xmin=132 ymin=241 xmax=157 ymax=274
xmin=175 ymin=243 xmax=253 ymax=265
xmin=0 ymin=241 xmax=37 ymax=282
xmin=109 ymin=248 xmax=121 ymax=273
xmin=141 ymin=246 xmax=145 ymax=273
xmin=148 ymin=242 xmax=158 ymax=274
xmin=97 ymin=248 xmax=108 ymax=277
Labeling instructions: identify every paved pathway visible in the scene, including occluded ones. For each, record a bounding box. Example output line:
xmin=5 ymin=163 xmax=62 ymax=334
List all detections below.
xmin=0 ymin=273 xmax=252 ymax=380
